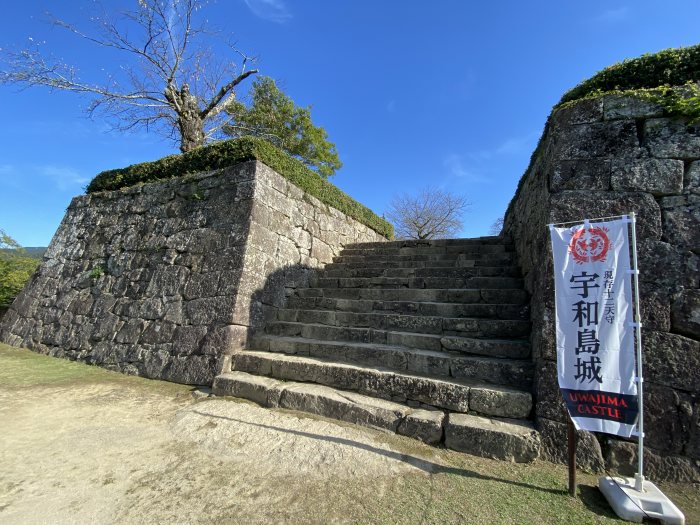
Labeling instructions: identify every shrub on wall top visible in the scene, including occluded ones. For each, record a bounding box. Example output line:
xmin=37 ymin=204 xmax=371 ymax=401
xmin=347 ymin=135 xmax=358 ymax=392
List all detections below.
xmin=86 ymin=137 xmax=393 ymax=239
xmin=559 ymin=43 xmax=700 ymax=105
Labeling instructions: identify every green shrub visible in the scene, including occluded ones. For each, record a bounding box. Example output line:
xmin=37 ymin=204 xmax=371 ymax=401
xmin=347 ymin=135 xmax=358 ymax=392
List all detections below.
xmin=559 ymin=44 xmax=700 ymax=105
xmin=0 ymin=254 xmax=39 ymax=308
xmin=87 ymin=137 xmax=393 ymax=239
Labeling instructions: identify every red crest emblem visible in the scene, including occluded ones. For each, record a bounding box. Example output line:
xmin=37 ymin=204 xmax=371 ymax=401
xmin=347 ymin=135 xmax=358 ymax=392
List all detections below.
xmin=568 ymin=226 xmax=611 ymax=264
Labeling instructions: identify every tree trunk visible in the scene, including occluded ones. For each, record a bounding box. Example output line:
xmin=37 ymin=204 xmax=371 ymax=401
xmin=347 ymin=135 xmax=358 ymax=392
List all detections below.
xmin=177 ymin=84 xmax=206 ymax=153
xmin=179 ymin=111 xmax=205 ymax=153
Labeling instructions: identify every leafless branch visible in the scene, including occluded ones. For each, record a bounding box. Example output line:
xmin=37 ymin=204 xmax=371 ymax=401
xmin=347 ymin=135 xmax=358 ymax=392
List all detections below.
xmin=0 ymin=0 xmax=258 ymax=152
xmin=386 ymin=187 xmax=471 ymax=240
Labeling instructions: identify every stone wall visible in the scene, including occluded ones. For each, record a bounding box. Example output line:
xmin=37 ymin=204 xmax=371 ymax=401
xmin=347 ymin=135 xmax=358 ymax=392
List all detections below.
xmin=0 ymin=160 xmax=385 ymax=384
xmin=503 ymin=93 xmax=700 ymax=481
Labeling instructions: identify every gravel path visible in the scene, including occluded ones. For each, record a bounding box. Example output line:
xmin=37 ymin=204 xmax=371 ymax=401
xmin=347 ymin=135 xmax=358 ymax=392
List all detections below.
xmin=0 ymin=383 xmax=434 ymax=524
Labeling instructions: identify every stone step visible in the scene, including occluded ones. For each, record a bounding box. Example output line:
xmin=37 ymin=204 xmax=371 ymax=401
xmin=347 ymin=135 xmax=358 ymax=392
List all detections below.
xmin=285 ymin=296 xmax=529 ymax=320
xmin=253 ymin=334 xmax=533 ymax=388
xmin=310 ymin=276 xmax=524 ymax=290
xmin=346 ymin=236 xmax=506 ymax=250
xmin=212 ymin=371 xmax=541 ymax=462
xmin=325 ymin=258 xmax=513 ymax=270
xmin=322 ymin=266 xmax=522 ymax=279
xmin=213 ymin=371 xmax=445 ymax=443
xmin=294 ymin=287 xmax=529 ymax=305
xmin=444 ymin=413 xmax=541 ymax=462
xmin=333 ymin=253 xmax=516 ymax=265
xmin=232 ymin=350 xmax=533 ymax=418
xmin=340 ymin=244 xmax=513 ymax=256
xmin=276 ymin=309 xmax=530 ymax=339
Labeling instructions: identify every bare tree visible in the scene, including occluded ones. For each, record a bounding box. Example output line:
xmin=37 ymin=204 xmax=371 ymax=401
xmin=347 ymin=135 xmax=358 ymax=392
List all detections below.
xmin=386 ymin=187 xmax=470 ymax=240
xmin=0 ymin=0 xmax=258 ymax=152
xmin=489 ymin=217 xmax=504 ymax=236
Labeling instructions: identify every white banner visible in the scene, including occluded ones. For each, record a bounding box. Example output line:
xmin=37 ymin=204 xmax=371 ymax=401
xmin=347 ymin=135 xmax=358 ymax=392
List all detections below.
xmin=549 ymin=218 xmax=638 ymax=437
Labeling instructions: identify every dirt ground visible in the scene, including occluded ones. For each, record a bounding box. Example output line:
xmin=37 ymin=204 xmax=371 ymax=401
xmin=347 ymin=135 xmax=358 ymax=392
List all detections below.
xmin=1 ymin=345 xmax=698 ymax=525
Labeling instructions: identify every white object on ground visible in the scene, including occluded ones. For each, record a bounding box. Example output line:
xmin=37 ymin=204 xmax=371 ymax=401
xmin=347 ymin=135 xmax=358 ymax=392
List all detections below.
xmin=599 ymin=476 xmax=685 ymax=524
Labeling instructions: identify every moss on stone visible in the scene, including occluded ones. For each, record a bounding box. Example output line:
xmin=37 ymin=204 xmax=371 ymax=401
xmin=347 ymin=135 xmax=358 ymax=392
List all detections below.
xmin=87 ymin=137 xmax=393 ymax=238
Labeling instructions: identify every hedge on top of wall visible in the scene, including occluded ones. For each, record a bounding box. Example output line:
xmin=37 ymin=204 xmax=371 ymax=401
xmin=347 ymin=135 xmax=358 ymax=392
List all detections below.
xmin=559 ymin=43 xmax=700 ymax=105
xmin=86 ymin=137 xmax=393 ymax=239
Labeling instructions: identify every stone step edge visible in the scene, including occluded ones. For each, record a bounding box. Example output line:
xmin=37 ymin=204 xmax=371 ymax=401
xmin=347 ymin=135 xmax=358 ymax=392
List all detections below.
xmin=212 ymin=371 xmax=540 ymax=462
xmin=270 ymin=314 xmax=530 ymax=339
xmin=276 ymin=309 xmax=530 ymax=327
xmin=253 ymin=333 xmax=532 ymax=366
xmin=232 ymin=350 xmax=533 ymax=419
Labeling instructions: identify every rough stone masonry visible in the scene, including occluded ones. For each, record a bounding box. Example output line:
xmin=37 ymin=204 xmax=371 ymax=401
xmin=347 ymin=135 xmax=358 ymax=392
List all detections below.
xmin=0 ymin=161 xmax=385 ymax=384
xmin=503 ymin=91 xmax=700 ymax=482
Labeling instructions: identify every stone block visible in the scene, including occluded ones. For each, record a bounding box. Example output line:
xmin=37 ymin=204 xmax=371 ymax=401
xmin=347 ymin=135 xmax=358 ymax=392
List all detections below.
xmin=173 ymin=325 xmax=208 ymax=355
xmin=687 ymin=160 xmax=700 ymax=194
xmin=671 ymin=289 xmax=700 ymax=339
xmin=397 ymin=409 xmax=445 ymax=444
xmin=643 ymin=331 xmax=700 ymax=392
xmin=610 ymin=158 xmax=684 ymax=195
xmin=645 ymin=118 xmax=700 ymax=158
xmin=660 ymin=193 xmax=700 ymax=250
xmin=603 ymin=438 xmax=700 ymax=482
xmin=552 ymin=98 xmax=604 ymax=126
xmin=603 ymin=95 xmax=664 ymax=120
xmin=643 ymin=382 xmax=695 ymax=455
xmin=552 ymin=120 xmax=639 ymax=160
xmin=638 ymin=240 xmax=698 ymax=292
xmin=445 ymin=413 xmax=540 ymax=463
xmin=536 ymin=417 xmax=605 ymax=473
xmin=550 ymin=159 xmax=611 ymax=191
xmin=550 ymin=190 xmax=662 ymax=240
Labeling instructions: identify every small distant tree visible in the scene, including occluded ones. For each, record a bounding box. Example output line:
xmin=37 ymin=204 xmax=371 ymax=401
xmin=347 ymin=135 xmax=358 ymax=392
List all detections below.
xmin=0 ymin=229 xmax=40 ymax=308
xmin=223 ymin=76 xmax=342 ymax=177
xmin=489 ymin=217 xmax=504 ymax=236
xmin=386 ymin=187 xmax=470 ymax=240
xmin=0 ymin=0 xmax=258 ymax=153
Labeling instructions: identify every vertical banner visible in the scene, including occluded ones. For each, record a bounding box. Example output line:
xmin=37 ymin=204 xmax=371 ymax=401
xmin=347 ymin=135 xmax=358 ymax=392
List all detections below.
xmin=549 ymin=218 xmax=639 ymax=437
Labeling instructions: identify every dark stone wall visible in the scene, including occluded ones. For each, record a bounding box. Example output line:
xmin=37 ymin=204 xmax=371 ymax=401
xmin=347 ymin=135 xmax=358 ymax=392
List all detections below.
xmin=504 ymin=92 xmax=700 ymax=482
xmin=0 ymin=161 xmax=385 ymax=385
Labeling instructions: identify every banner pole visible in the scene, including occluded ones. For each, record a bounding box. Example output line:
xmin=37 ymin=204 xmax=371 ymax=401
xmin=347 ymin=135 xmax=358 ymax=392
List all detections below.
xmin=567 ymin=417 xmax=577 ymax=497
xmin=628 ymin=212 xmax=645 ymax=492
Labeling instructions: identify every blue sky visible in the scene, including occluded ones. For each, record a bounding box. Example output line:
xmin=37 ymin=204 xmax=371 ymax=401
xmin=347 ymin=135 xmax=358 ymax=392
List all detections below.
xmin=1 ymin=1 xmax=699 ymax=246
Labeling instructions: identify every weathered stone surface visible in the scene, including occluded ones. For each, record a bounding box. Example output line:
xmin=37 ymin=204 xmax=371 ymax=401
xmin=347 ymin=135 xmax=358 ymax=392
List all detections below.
xmin=643 ymin=331 xmax=700 ymax=392
xmin=645 ymin=118 xmax=700 ymax=158
xmin=610 ymin=158 xmax=684 ymax=195
xmin=550 ymin=191 xmax=662 ymax=240
xmin=551 ymin=120 xmax=639 ymax=159
xmin=603 ymin=95 xmax=664 ymax=120
xmin=445 ymin=413 xmax=540 ymax=463
xmin=671 ymin=289 xmax=700 ymax=339
xmin=642 ymin=383 xmax=695 ymax=455
xmin=536 ymin=417 xmax=605 ymax=473
xmin=552 ymin=98 xmax=603 ymax=126
xmin=212 ymin=371 xmax=283 ymax=407
xmin=397 ymin=409 xmax=445 ymax=444
xmin=0 ymin=161 xmax=385 ymax=384
xmin=278 ymin=382 xmax=409 ymax=432
xmin=638 ymin=240 xmax=698 ymax=292
xmin=660 ymin=193 xmax=700 ymax=249
xmin=603 ymin=439 xmax=700 ymax=483
xmin=687 ymin=160 xmax=700 ymax=194
xmin=550 ymin=159 xmax=610 ymax=191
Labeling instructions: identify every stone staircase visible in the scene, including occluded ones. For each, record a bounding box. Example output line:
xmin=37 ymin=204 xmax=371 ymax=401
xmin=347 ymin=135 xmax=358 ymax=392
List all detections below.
xmin=213 ymin=237 xmax=541 ymax=462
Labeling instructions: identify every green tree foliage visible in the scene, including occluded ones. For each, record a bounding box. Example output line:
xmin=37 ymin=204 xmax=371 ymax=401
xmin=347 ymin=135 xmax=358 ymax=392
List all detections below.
xmin=224 ymin=77 xmax=342 ymax=178
xmin=0 ymin=229 xmax=40 ymax=308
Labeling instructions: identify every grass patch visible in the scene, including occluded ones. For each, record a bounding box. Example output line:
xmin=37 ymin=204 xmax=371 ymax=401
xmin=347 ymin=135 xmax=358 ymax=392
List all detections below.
xmin=0 ymin=343 xmax=190 ymax=396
